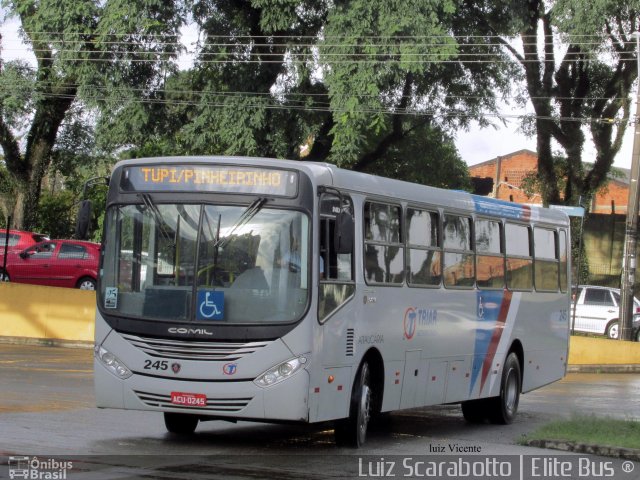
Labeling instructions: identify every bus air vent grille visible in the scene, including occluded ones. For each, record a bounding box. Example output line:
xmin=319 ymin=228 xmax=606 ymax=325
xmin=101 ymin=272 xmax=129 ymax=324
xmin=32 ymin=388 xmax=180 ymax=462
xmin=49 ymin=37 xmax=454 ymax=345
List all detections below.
xmin=122 ymin=334 xmax=270 ymax=361
xmin=134 ymin=390 xmax=252 ymax=412
xmin=346 ymin=328 xmax=355 ymax=356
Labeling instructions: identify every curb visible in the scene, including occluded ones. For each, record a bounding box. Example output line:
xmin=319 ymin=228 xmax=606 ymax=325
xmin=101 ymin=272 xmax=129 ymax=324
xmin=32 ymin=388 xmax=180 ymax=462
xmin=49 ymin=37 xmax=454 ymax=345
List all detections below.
xmin=567 ymin=364 xmax=640 ymax=374
xmin=526 ymin=439 xmax=640 ymax=461
xmin=0 ymin=336 xmax=93 ymax=349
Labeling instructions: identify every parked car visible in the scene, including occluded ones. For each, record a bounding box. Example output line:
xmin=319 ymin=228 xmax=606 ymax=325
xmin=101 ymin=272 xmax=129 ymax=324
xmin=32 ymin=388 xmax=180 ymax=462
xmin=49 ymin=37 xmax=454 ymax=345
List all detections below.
xmin=0 ymin=239 xmax=100 ymax=290
xmin=0 ymin=229 xmax=49 ymax=257
xmin=571 ymin=285 xmax=640 ymax=339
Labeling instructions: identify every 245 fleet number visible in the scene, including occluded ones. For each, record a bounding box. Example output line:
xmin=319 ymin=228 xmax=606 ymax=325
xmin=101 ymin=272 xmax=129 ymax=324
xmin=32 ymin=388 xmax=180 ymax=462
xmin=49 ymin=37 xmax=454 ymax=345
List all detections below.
xmin=144 ymin=360 xmax=168 ymax=371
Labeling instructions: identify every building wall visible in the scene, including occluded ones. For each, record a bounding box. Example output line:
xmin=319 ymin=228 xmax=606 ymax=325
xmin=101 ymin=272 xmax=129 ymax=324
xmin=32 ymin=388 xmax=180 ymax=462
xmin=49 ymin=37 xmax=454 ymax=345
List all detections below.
xmin=469 ymin=150 xmax=630 ymax=212
xmin=592 ymin=181 xmax=629 ymax=215
xmin=469 ymin=150 xmax=542 ymax=204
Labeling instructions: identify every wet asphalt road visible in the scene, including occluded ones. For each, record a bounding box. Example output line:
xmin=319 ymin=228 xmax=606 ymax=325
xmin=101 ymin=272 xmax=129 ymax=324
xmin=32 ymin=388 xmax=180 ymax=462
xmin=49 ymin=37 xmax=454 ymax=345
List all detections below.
xmin=0 ymin=343 xmax=639 ymax=479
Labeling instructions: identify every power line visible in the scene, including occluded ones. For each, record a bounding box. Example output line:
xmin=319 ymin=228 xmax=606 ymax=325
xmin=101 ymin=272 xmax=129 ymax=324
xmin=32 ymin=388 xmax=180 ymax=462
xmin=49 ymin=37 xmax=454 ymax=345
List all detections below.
xmin=2 ymin=54 xmax=636 ymax=66
xmin=0 ymin=79 xmax=632 ymax=104
xmin=3 ymin=46 xmax=635 ymax=60
xmin=0 ymin=87 xmax=627 ymax=125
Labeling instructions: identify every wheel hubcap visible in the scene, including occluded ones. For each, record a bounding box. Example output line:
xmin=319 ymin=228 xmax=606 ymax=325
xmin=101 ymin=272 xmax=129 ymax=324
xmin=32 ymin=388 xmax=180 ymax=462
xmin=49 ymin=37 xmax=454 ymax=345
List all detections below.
xmin=505 ymin=369 xmax=518 ymax=415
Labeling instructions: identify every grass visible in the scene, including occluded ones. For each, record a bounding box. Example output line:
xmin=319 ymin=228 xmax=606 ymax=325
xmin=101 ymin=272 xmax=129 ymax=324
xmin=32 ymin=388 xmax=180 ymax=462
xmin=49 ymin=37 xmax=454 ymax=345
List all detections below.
xmin=522 ymin=415 xmax=640 ymax=450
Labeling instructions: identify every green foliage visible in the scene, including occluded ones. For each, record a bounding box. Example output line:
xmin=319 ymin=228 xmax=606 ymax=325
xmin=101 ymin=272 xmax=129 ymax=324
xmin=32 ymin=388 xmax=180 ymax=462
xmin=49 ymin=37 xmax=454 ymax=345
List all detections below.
xmin=36 ymin=190 xmax=76 ymax=239
xmin=523 ymin=414 xmax=640 ymax=450
xmin=1 ymin=0 xmax=530 ymax=228
xmin=362 ymin=124 xmax=471 ymax=190
xmin=321 ymin=0 xmax=457 ymax=166
xmin=0 ymin=0 xmax=190 ymax=229
xmin=496 ymin=1 xmax=639 ymax=205
xmin=0 ymin=61 xmax=36 ymax=131
xmin=553 ymin=0 xmax=640 ymax=45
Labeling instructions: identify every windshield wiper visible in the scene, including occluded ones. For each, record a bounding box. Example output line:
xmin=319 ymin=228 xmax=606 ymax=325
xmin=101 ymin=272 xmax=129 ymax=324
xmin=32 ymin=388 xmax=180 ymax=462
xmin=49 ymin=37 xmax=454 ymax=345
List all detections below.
xmin=213 ymin=197 xmax=267 ymax=250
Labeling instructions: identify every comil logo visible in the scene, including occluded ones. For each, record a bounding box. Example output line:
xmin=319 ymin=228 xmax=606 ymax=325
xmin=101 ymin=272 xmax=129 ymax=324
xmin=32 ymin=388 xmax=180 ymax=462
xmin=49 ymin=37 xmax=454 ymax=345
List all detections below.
xmin=8 ymin=456 xmax=73 ymax=479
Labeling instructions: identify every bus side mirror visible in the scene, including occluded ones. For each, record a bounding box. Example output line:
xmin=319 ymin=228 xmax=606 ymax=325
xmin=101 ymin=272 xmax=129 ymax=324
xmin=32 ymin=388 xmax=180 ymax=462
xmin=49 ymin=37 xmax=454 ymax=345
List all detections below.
xmin=75 ymin=200 xmax=93 ymax=240
xmin=334 ymin=211 xmax=354 ymax=254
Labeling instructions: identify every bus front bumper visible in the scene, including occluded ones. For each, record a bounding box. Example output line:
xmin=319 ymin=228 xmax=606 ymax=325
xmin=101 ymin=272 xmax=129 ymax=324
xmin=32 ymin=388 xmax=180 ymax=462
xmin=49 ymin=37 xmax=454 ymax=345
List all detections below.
xmin=95 ymin=359 xmax=310 ymax=423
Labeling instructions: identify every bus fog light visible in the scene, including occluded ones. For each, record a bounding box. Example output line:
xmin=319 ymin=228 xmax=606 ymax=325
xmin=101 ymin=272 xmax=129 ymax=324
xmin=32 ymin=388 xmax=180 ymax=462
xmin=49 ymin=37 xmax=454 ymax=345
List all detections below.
xmin=95 ymin=345 xmax=132 ymax=379
xmin=254 ymin=355 xmax=308 ymax=387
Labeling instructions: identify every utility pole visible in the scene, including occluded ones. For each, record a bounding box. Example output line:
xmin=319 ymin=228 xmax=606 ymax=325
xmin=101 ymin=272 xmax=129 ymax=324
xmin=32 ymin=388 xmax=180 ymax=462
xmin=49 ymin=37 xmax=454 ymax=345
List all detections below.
xmin=619 ymin=33 xmax=640 ymax=341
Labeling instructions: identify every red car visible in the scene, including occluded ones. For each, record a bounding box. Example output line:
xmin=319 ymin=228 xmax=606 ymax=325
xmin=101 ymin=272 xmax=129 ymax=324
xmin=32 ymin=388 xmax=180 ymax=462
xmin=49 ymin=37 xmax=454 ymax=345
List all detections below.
xmin=0 ymin=239 xmax=100 ymax=290
xmin=0 ymin=229 xmax=49 ymax=256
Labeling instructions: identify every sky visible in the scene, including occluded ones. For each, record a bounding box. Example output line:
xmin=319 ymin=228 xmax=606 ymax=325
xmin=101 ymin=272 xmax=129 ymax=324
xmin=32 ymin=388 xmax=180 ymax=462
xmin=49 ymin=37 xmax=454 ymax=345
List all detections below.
xmin=1 ymin=18 xmax=636 ymax=170
xmin=456 ymin=117 xmax=635 ymax=170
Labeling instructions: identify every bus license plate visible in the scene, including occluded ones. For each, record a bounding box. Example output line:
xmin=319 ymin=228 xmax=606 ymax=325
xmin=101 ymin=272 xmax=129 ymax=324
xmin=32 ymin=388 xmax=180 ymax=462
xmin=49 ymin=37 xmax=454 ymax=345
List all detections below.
xmin=170 ymin=392 xmax=207 ymax=407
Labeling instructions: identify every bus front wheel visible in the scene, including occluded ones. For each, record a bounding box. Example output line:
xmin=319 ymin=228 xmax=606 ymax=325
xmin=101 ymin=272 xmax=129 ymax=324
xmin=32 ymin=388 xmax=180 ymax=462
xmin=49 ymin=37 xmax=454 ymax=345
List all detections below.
xmin=335 ymin=361 xmax=372 ymax=448
xmin=487 ymin=352 xmax=521 ymax=425
xmin=164 ymin=412 xmax=199 ymax=434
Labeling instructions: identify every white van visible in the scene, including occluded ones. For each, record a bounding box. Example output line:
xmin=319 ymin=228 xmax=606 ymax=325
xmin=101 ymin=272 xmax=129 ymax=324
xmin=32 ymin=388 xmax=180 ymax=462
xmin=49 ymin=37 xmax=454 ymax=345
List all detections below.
xmin=571 ymin=285 xmax=640 ymax=339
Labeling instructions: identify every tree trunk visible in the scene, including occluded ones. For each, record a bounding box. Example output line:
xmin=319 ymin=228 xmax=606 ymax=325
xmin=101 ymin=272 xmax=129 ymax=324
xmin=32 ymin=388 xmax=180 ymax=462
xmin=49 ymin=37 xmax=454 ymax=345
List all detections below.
xmin=9 ymin=190 xmax=25 ymax=229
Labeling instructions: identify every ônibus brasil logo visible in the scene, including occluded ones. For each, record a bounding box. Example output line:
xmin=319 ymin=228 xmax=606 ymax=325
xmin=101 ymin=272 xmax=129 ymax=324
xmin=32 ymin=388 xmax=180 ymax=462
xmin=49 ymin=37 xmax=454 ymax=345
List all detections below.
xmin=403 ymin=307 xmax=417 ymax=340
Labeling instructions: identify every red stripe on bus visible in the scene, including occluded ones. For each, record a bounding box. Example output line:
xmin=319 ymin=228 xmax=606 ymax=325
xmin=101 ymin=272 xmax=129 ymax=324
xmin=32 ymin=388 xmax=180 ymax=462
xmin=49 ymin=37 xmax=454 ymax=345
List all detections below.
xmin=479 ymin=290 xmax=513 ymax=393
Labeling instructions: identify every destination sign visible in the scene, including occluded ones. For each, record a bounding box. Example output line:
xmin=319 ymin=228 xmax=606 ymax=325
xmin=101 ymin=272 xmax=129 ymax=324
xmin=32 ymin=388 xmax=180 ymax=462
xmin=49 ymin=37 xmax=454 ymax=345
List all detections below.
xmin=120 ymin=165 xmax=298 ymax=197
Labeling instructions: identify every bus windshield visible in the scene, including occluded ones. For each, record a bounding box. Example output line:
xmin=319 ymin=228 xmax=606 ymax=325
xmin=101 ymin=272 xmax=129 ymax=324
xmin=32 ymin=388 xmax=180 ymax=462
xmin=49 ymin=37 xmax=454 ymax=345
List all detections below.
xmin=100 ymin=202 xmax=309 ymax=324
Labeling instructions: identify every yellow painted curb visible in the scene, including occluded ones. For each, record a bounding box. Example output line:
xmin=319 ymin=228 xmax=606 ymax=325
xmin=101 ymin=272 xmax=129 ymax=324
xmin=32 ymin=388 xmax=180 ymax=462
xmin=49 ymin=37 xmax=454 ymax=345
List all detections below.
xmin=1 ymin=282 xmax=640 ymax=367
xmin=0 ymin=282 xmax=95 ymax=342
xmin=568 ymin=335 xmax=640 ymax=365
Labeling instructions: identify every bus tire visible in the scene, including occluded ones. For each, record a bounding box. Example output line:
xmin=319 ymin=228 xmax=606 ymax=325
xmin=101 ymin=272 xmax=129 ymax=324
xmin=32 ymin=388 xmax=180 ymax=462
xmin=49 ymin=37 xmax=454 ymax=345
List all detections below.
xmin=487 ymin=352 xmax=521 ymax=425
xmin=334 ymin=361 xmax=372 ymax=448
xmin=164 ymin=412 xmax=199 ymax=434
xmin=461 ymin=398 xmax=488 ymax=423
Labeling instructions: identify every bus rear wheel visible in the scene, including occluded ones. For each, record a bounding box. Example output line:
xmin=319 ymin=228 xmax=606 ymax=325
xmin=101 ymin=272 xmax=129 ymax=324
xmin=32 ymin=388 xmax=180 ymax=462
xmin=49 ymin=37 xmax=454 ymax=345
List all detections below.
xmin=164 ymin=412 xmax=199 ymax=434
xmin=335 ymin=361 xmax=372 ymax=448
xmin=487 ymin=352 xmax=521 ymax=425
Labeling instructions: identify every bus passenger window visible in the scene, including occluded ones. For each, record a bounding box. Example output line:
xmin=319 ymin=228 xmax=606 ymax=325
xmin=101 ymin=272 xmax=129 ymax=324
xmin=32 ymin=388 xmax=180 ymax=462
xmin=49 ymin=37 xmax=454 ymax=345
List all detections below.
xmin=505 ymin=223 xmax=533 ymax=291
xmin=443 ymin=214 xmax=474 ymax=288
xmin=364 ymin=202 xmax=404 ymax=285
xmin=406 ymin=208 xmax=441 ymax=286
xmin=534 ymin=227 xmax=559 ymax=291
xmin=475 ymin=219 xmax=504 ymax=289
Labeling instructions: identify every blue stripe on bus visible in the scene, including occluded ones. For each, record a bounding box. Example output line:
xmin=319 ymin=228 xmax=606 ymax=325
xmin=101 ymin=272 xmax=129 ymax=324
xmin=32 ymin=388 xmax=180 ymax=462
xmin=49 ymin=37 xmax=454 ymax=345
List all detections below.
xmin=470 ymin=290 xmax=506 ymax=396
xmin=472 ymin=196 xmax=531 ymax=221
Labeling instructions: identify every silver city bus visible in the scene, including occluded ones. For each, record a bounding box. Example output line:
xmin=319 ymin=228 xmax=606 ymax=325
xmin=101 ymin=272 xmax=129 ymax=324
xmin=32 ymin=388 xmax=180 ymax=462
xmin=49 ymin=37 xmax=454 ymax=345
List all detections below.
xmin=92 ymin=156 xmax=570 ymax=446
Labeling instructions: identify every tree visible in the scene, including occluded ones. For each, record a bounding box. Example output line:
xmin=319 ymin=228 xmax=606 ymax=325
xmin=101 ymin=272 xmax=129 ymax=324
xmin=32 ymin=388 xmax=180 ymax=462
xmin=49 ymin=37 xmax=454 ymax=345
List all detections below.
xmin=475 ymin=0 xmax=639 ymax=206
xmin=110 ymin=0 xmax=512 ymax=189
xmin=0 ymin=0 xmax=187 ymax=229
xmin=319 ymin=0 xmax=516 ymax=173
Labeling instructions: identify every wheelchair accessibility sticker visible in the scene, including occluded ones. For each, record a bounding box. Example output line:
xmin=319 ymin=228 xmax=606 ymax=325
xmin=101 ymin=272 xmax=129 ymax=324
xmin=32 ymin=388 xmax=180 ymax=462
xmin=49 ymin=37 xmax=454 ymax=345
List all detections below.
xmin=197 ymin=290 xmax=224 ymax=321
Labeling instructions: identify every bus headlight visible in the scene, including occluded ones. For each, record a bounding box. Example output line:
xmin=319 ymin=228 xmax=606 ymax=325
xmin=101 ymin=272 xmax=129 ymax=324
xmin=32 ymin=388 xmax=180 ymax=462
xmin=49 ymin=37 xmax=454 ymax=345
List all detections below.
xmin=95 ymin=345 xmax=132 ymax=379
xmin=254 ymin=355 xmax=308 ymax=387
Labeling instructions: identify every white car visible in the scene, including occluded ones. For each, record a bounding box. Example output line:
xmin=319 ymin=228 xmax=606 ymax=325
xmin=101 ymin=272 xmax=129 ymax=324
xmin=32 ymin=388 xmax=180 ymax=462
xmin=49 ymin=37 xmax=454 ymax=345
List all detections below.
xmin=570 ymin=285 xmax=640 ymax=339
